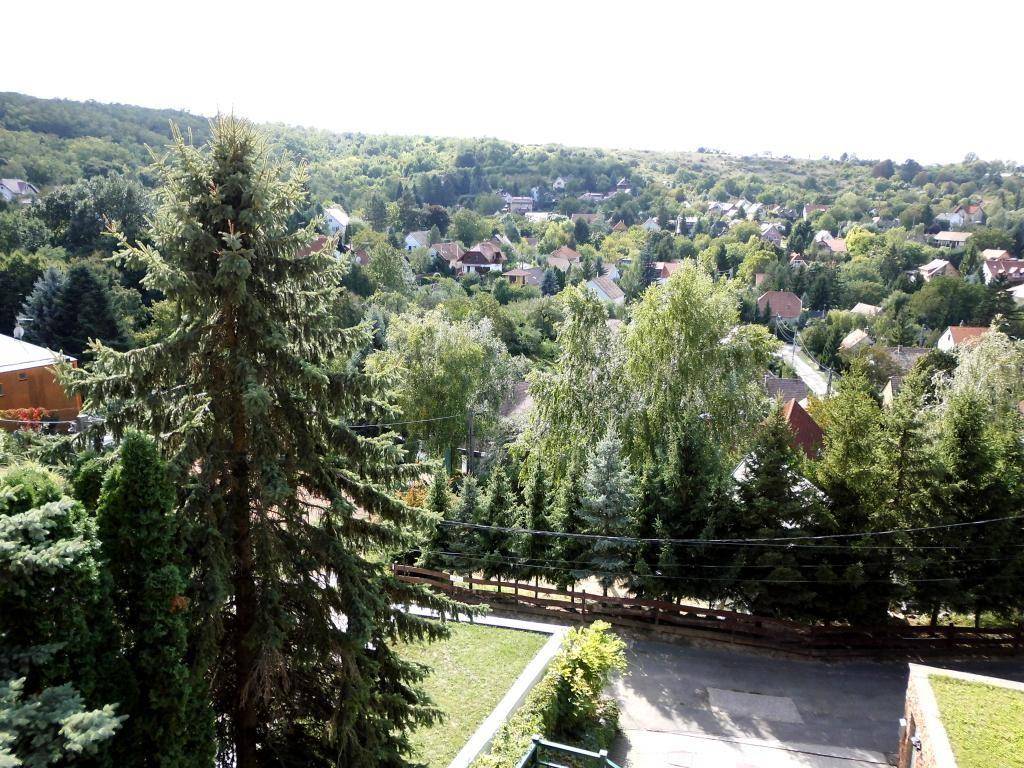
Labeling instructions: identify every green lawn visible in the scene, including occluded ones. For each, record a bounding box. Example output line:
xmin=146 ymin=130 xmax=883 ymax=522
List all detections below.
xmin=931 ymin=675 xmax=1024 ymax=768
xmin=399 ymin=622 xmax=548 ymax=768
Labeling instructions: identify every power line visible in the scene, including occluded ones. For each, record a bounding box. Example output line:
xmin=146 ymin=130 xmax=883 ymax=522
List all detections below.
xmin=436 ymin=517 xmax=1024 ymax=550
xmin=349 ymin=414 xmax=460 ymax=430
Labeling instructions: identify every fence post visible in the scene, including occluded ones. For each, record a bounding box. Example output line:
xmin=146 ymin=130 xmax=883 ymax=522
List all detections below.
xmin=597 ymin=749 xmax=608 ymax=768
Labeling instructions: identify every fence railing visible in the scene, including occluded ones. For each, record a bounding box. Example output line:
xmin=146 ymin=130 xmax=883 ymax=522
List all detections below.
xmin=516 ymin=737 xmax=621 ymax=768
xmin=393 ymin=563 xmax=1024 ymax=658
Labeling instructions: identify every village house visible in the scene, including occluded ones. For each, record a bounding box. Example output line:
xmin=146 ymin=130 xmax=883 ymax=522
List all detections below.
xmin=850 ymin=302 xmax=882 ymax=318
xmin=781 ymin=398 xmax=824 ymax=459
xmin=839 ymin=328 xmax=872 ymax=354
xmin=585 ymin=276 xmax=625 ymax=305
xmin=802 ymin=203 xmax=830 ymax=220
xmin=0 ymin=334 xmax=81 ymax=427
xmin=506 ymin=196 xmax=534 ymax=214
xmin=756 ymin=290 xmax=802 ymax=322
xmin=503 ymin=266 xmax=543 ymax=288
xmin=980 ymin=248 xmax=1012 ymax=261
xmin=918 ymin=258 xmax=959 ymax=282
xmin=760 ymin=222 xmax=785 ymax=247
xmin=431 ymin=241 xmax=465 ymax=266
xmin=570 ymin=212 xmax=602 ymax=226
xmin=1007 ymin=283 xmax=1024 ymax=306
xmin=930 ymin=231 xmax=971 ymax=249
xmin=404 ymin=230 xmax=430 ymax=251
xmin=0 ymin=178 xmax=39 ymax=204
xmin=552 ymin=176 xmax=566 ymax=191
xmin=763 ymin=371 xmax=809 ymax=406
xmin=544 ymin=245 xmax=582 ymax=273
xmin=981 ymin=257 xmax=1024 ymax=285
xmin=610 ymin=220 xmax=627 ymax=232
xmin=934 ymin=202 xmax=986 ymax=229
xmin=789 ymin=252 xmax=814 ymax=270
xmin=641 ymin=217 xmax=660 ymax=232
xmin=452 ymin=240 xmax=506 ymax=275
xmin=615 ymin=177 xmax=632 ymax=195
xmin=323 ymin=205 xmax=350 ymax=239
xmin=578 ymin=192 xmax=605 ymax=203
xmin=884 ymin=346 xmax=931 ymax=374
xmin=652 ymin=261 xmax=683 ymax=284
xmin=675 ymin=215 xmax=699 ymax=235
xmin=602 ymin=263 xmax=621 ymax=281
xmin=937 ymin=325 xmax=988 ymax=352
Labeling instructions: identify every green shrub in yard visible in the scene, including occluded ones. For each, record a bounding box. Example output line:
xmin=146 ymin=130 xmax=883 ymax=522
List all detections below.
xmin=474 ymin=621 xmax=627 ymax=768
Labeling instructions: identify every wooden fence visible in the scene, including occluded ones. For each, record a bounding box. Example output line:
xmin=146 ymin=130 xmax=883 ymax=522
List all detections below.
xmin=393 ymin=564 xmax=1024 ymax=658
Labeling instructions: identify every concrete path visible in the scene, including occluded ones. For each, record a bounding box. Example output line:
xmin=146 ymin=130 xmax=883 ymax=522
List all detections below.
xmin=776 ymin=343 xmax=831 ymax=397
xmin=609 ymin=638 xmax=1024 ymax=768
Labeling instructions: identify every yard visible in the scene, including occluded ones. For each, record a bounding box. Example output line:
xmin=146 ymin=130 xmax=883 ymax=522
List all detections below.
xmin=399 ymin=621 xmax=548 ymax=768
xmin=931 ymin=675 xmax=1024 ymax=768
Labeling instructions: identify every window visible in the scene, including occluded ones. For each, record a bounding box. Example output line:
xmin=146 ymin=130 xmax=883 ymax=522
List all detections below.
xmin=17 ymin=372 xmax=28 ymax=381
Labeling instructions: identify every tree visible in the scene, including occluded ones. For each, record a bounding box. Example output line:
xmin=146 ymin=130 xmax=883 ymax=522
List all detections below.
xmin=540 ymin=267 xmax=560 ymax=296
xmin=871 ymin=159 xmax=895 ymax=179
xmin=369 ymin=309 xmax=515 ymax=461
xmin=0 ymin=463 xmax=123 ymax=767
xmin=547 ymin=453 xmax=588 ymax=590
xmin=0 ymin=250 xmax=47 ymax=334
xmin=364 ymin=193 xmax=389 ymax=232
xmin=525 ymin=287 xmax=621 ymax=478
xmin=623 ymin=262 xmax=777 ymax=462
xmin=39 ymin=172 xmax=149 ymax=254
xmin=573 ymin=218 xmax=590 ymax=245
xmin=515 ymin=462 xmax=551 ymax=584
xmin=418 ymin=466 xmax=454 ymax=571
xmin=579 ymin=429 xmax=636 ymax=595
xmin=446 ymin=477 xmax=482 ymax=577
xmin=95 ymin=431 xmax=214 ymax=768
xmin=66 ymin=118 xmax=458 ymax=768
xmin=20 ymin=266 xmax=65 ymax=348
xmin=365 ymin=242 xmax=413 ymax=294
xmin=49 ymin=264 xmax=125 ymax=358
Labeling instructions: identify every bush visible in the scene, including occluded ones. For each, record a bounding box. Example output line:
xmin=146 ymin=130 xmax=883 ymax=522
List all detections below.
xmin=473 ymin=621 xmax=626 ymax=768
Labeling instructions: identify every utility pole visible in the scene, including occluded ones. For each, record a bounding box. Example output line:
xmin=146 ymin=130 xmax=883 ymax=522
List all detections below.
xmin=466 ymin=408 xmax=474 ymax=475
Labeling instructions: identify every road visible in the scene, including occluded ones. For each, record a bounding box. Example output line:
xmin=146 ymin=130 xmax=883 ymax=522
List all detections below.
xmin=777 ymin=343 xmax=831 ymax=397
xmin=608 ymin=639 xmax=1024 ymax=768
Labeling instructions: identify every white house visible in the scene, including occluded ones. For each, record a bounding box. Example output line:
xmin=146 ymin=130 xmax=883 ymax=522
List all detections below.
xmin=760 ymin=223 xmax=785 ymax=247
xmin=937 ymin=325 xmax=988 ymax=352
xmin=931 ymin=231 xmax=971 ymax=248
xmin=1006 ymin=283 xmax=1024 ymax=306
xmin=919 ymin=258 xmax=959 ymax=282
xmin=585 ymin=276 xmax=625 ymax=305
xmin=982 ymin=258 xmax=1024 ymax=286
xmin=404 ymin=230 xmax=431 ymax=251
xmin=506 ymin=196 xmax=533 ymax=214
xmin=552 ymin=176 xmax=566 ymax=191
xmin=0 ymin=179 xmax=39 ymax=204
xmin=323 ymin=206 xmax=350 ymax=239
xmin=641 ymin=217 xmax=661 ymax=232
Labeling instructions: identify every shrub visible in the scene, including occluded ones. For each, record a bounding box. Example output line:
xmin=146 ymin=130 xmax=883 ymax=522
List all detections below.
xmin=474 ymin=621 xmax=627 ymax=768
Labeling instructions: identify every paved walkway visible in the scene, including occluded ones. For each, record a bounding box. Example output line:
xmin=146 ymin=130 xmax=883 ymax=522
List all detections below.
xmin=608 ymin=638 xmax=1024 ymax=768
xmin=776 ymin=343 xmax=831 ymax=397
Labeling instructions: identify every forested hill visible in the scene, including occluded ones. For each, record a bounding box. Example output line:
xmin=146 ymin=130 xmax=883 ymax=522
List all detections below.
xmin=0 ymin=90 xmax=923 ymax=216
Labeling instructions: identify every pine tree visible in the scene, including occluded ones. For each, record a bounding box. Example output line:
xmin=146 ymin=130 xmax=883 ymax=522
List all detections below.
xmin=20 ymin=266 xmax=65 ymax=349
xmin=66 ymin=118 xmax=458 ymax=768
xmin=579 ymin=429 xmax=637 ymax=595
xmin=548 ymin=454 xmax=588 ymax=590
xmin=0 ymin=463 xmax=123 ymax=767
xmin=476 ymin=462 xmax=516 ymax=582
xmin=50 ymin=264 xmax=125 ymax=358
xmin=96 ymin=430 xmax=213 ymax=768
xmin=515 ymin=462 xmax=551 ymax=585
xmin=541 ymin=267 xmax=561 ymax=296
xmin=448 ymin=476 xmax=482 ymax=577
xmin=419 ymin=465 xmax=453 ymax=571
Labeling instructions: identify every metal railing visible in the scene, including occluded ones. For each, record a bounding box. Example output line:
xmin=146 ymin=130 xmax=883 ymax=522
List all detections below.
xmin=516 ymin=737 xmax=622 ymax=768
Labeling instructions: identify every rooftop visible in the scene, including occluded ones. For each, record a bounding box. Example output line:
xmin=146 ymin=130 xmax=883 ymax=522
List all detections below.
xmin=0 ymin=333 xmax=73 ymax=374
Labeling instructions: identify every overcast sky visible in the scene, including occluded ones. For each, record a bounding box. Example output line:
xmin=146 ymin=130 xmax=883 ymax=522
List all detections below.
xmin=6 ymin=1 xmax=1022 ymax=164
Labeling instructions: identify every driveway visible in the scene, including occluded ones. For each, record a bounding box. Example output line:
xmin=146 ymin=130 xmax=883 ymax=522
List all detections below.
xmin=608 ymin=639 xmax=1024 ymax=768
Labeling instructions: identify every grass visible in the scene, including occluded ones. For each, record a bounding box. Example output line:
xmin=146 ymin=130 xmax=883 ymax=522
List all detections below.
xmin=399 ymin=622 xmax=549 ymax=768
xmin=930 ymin=675 xmax=1024 ymax=768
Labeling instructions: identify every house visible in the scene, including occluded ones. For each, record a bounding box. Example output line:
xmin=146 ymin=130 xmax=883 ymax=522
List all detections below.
xmin=578 ymin=192 xmax=605 ymax=203
xmin=503 ymin=267 xmax=543 ymax=287
xmin=615 ymin=177 xmax=632 ymax=195
xmin=839 ymin=328 xmax=872 ymax=353
xmin=745 ymin=202 xmax=765 ymax=220
xmin=351 ymin=249 xmax=370 ymax=267
xmin=802 ymin=203 xmax=830 ymax=220
xmin=652 ymin=261 xmax=683 ymax=284
xmin=760 ymin=222 xmax=785 ymax=247
xmin=821 ymin=237 xmax=847 ymax=256
xmin=850 ymin=302 xmax=882 ymax=318
xmin=937 ymin=325 xmax=988 ymax=352
xmin=585 ymin=276 xmax=625 ymax=305
xmin=884 ymin=346 xmax=931 ymax=374
xmin=918 ymin=258 xmax=959 ymax=282
xmin=763 ymin=372 xmax=809 ymax=405
xmin=454 ymin=249 xmax=503 ymax=275
xmin=431 ymin=241 xmax=465 ymax=265
xmin=1006 ymin=283 xmax=1024 ymax=306
xmin=550 ymin=245 xmax=582 ymax=264
xmin=0 ymin=179 xmax=40 ymax=204
xmin=524 ymin=212 xmax=556 ymax=224
xmin=931 ymin=231 xmax=971 ymax=248
xmin=981 ymin=248 xmax=1012 ymax=261
xmin=781 ymin=398 xmax=824 ymax=459
xmin=323 ymin=206 xmax=350 ymax=238
xmin=506 ymin=196 xmax=534 ymax=214
xmin=570 ymin=213 xmax=602 ymax=225
xmin=756 ymin=290 xmax=802 ymax=322
xmin=676 ymin=215 xmax=699 ymax=235
xmin=552 ymin=176 xmax=566 ymax=191
xmin=611 ymin=220 xmax=627 ymax=232
xmin=789 ymin=252 xmax=813 ymax=270
xmin=601 ymin=263 xmax=620 ymax=281
xmin=881 ymin=376 xmax=902 ymax=408
xmin=404 ymin=230 xmax=431 ymax=251
xmin=0 ymin=334 xmax=81 ymax=427
xmin=641 ymin=217 xmax=661 ymax=232
xmin=474 ymin=240 xmax=507 ymax=264
xmin=982 ymin=258 xmax=1024 ymax=286
xmin=951 ymin=202 xmax=986 ymax=227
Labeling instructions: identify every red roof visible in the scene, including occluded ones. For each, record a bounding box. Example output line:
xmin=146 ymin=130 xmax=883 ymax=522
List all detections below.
xmin=432 ymin=242 xmax=465 ymax=262
xmin=782 ymin=399 xmax=823 ymax=459
xmin=945 ymin=326 xmax=988 ymax=345
xmin=757 ymin=291 xmax=803 ymax=320
xmin=550 ymin=245 xmax=582 ymax=262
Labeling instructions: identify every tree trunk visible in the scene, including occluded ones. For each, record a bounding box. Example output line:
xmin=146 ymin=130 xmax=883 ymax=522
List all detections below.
xmin=930 ymin=606 xmax=939 ymax=627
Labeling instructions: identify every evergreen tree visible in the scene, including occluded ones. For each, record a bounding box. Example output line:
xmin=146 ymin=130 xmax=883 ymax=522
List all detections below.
xmin=21 ymin=266 xmax=65 ymax=349
xmin=579 ymin=430 xmax=636 ymax=595
xmin=548 ymin=453 xmax=588 ymax=590
xmin=448 ymin=476 xmax=482 ymax=577
xmin=419 ymin=465 xmax=453 ymax=571
xmin=0 ymin=464 xmax=123 ymax=767
xmin=96 ymin=431 xmax=213 ymax=768
xmin=49 ymin=264 xmax=124 ymax=358
xmin=66 ymin=118 xmax=457 ymax=768
xmin=476 ymin=462 xmax=516 ymax=582
xmin=541 ymin=267 xmax=560 ymax=296
xmin=515 ymin=462 xmax=551 ymax=585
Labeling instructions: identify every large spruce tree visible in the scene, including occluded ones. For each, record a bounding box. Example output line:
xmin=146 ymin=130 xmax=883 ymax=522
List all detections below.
xmin=66 ymin=118 xmax=456 ymax=768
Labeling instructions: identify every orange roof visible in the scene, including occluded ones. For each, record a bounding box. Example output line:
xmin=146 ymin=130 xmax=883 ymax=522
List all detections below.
xmin=550 ymin=245 xmax=582 ymax=262
xmin=757 ymin=290 xmax=803 ymax=320
xmin=945 ymin=326 xmax=988 ymax=344
xmin=782 ymin=399 xmax=823 ymax=459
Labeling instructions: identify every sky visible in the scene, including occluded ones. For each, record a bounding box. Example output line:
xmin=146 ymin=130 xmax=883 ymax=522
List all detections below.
xmin=5 ymin=0 xmax=1023 ymax=164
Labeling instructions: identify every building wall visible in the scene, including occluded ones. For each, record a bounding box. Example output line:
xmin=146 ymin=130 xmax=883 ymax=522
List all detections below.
xmin=0 ymin=365 xmax=81 ymax=423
